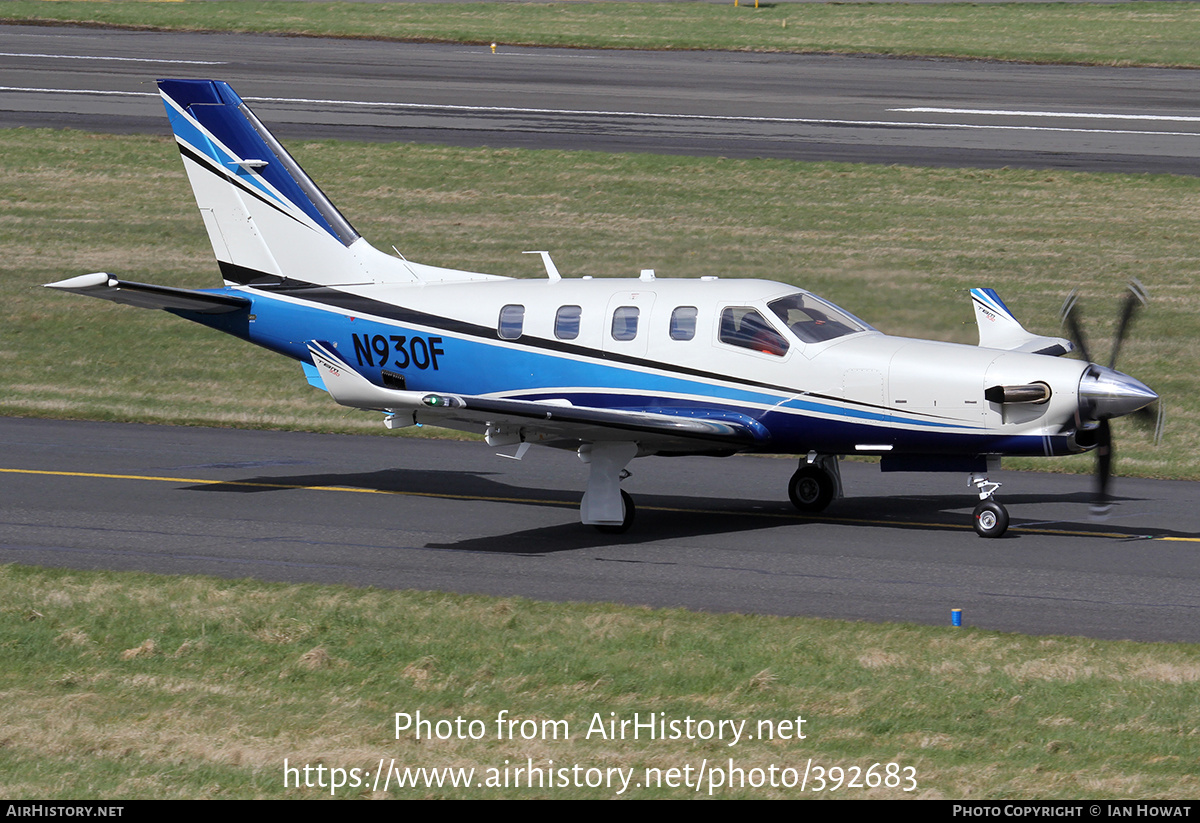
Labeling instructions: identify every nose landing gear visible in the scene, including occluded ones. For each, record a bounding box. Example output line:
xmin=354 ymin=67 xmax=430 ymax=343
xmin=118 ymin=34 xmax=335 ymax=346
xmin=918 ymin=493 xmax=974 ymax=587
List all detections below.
xmin=969 ymin=472 xmax=1008 ymax=538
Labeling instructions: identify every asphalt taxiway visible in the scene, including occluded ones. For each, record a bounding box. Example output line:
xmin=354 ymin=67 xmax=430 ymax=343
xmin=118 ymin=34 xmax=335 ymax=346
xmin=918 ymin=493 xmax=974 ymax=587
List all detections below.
xmin=3 ymin=418 xmax=1197 ymax=642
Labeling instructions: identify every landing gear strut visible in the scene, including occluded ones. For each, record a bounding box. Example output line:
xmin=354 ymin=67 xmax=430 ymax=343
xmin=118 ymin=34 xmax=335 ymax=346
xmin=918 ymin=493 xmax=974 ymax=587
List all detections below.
xmin=969 ymin=471 xmax=1008 ymax=538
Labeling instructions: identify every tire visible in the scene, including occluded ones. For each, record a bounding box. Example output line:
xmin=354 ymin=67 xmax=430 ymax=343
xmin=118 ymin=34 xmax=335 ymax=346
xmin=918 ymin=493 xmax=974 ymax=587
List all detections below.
xmin=972 ymin=500 xmax=1009 ymax=538
xmin=788 ymin=466 xmax=834 ymax=513
xmin=595 ymin=490 xmax=635 ymax=534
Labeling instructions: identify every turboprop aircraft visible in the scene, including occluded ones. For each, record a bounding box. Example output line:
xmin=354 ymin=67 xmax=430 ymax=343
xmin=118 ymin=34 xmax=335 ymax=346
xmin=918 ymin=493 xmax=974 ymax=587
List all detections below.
xmin=45 ymin=79 xmax=1161 ymax=538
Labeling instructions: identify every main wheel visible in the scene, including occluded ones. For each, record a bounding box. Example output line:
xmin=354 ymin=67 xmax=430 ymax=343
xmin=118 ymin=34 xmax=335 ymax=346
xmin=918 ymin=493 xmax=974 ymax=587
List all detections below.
xmin=595 ymin=490 xmax=635 ymax=534
xmin=788 ymin=465 xmax=834 ymax=513
xmin=972 ymin=499 xmax=1009 ymax=538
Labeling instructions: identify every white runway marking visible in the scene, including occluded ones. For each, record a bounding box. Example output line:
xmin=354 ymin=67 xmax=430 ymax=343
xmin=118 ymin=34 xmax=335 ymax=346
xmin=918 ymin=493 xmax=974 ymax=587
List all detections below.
xmin=0 ymin=51 xmax=225 ymax=65
xmin=893 ymin=107 xmax=1200 ymax=124
xmin=248 ymin=94 xmax=1200 ymax=137
xmin=2 ymin=86 xmax=1196 ymax=138
xmin=0 ymin=86 xmax=157 ymax=97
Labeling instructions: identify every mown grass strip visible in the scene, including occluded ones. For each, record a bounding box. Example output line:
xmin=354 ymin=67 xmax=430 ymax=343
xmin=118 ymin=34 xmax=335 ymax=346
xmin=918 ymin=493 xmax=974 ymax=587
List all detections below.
xmin=4 ymin=1 xmax=1200 ymax=68
xmin=2 ymin=563 xmax=1198 ymax=799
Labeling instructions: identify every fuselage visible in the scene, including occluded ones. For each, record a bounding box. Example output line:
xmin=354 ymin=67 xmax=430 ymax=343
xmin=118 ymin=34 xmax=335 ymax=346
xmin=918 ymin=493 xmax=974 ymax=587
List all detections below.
xmin=184 ymin=275 xmax=1091 ymax=459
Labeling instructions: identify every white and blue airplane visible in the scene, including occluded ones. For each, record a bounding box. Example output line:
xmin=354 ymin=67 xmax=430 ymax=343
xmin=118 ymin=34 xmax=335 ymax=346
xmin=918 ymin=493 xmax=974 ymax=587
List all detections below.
xmin=46 ymin=79 xmax=1160 ymax=537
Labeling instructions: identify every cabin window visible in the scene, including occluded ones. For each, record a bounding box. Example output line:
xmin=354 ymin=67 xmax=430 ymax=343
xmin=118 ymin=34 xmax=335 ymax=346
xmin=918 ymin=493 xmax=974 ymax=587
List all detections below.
xmin=670 ymin=306 xmax=698 ymax=341
xmin=555 ymin=305 xmax=582 ymax=340
xmin=498 ymin=304 xmax=525 ymax=340
xmin=611 ymin=306 xmax=639 ymax=341
xmin=719 ymin=307 xmax=789 ymax=356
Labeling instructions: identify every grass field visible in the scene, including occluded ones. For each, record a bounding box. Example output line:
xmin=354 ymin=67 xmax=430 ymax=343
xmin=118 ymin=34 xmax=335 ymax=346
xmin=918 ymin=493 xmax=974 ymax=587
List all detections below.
xmin=3 ymin=128 xmax=1195 ymax=479
xmin=4 ymin=1 xmax=1200 ymax=67
xmin=3 ymin=563 xmax=1198 ymax=799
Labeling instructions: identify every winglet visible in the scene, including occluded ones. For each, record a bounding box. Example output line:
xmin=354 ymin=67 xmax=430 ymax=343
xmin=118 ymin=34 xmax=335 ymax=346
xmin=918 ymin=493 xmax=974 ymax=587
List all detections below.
xmin=971 ymin=288 xmax=1073 ymax=356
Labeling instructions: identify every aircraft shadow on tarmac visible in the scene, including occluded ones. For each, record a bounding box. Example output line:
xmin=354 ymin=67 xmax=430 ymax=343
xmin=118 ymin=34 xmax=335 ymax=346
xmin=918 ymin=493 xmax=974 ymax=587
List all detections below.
xmin=180 ymin=468 xmax=1192 ymax=553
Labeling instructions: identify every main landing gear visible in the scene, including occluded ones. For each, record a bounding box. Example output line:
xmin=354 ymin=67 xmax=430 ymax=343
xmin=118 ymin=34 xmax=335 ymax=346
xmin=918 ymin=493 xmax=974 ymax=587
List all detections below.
xmin=595 ymin=490 xmax=636 ymax=535
xmin=579 ymin=442 xmax=638 ymax=534
xmin=788 ymin=454 xmax=842 ymax=514
xmin=969 ymin=472 xmax=1008 ymax=538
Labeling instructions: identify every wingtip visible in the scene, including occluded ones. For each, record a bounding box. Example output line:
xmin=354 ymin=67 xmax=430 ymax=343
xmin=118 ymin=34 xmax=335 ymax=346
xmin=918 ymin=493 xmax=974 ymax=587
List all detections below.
xmin=44 ymin=272 xmax=112 ymax=290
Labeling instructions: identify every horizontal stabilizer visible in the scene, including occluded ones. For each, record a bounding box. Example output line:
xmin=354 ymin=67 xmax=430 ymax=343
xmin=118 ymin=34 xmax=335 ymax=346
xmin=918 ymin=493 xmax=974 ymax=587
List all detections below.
xmin=971 ymin=288 xmax=1073 ymax=356
xmin=44 ymin=273 xmax=249 ymax=314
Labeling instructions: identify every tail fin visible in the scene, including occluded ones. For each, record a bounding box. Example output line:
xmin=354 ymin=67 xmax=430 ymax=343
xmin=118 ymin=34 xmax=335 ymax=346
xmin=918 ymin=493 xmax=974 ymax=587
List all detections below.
xmin=159 ymin=79 xmax=422 ymax=287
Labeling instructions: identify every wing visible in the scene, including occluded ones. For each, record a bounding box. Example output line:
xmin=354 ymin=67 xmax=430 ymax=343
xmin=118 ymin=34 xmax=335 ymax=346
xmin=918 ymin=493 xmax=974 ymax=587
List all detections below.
xmin=306 ymin=341 xmax=768 ymax=453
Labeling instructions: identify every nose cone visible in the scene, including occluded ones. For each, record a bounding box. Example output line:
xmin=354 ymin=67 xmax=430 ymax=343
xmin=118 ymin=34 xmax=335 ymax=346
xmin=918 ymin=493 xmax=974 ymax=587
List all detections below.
xmin=1078 ymin=364 xmax=1158 ymax=420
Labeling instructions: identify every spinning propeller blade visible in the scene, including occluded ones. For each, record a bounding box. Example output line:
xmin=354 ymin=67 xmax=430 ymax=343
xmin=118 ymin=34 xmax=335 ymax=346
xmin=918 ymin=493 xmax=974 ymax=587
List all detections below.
xmin=1061 ymin=281 xmax=1159 ymax=516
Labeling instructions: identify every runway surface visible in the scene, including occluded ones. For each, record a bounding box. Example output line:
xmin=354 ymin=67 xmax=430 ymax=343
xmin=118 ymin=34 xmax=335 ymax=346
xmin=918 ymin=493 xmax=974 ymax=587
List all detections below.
xmin=3 ymin=25 xmax=1200 ymax=173
xmin=3 ymin=418 xmax=1197 ymax=643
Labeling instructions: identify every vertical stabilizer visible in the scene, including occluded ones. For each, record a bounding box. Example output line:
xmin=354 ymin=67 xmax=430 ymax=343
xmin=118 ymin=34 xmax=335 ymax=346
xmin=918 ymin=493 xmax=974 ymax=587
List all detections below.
xmin=158 ymin=79 xmax=419 ymax=287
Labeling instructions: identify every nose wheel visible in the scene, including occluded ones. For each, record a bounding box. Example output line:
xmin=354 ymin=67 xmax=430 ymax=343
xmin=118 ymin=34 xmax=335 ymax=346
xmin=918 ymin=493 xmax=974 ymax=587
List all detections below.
xmin=969 ymin=472 xmax=1008 ymax=538
xmin=972 ymin=499 xmax=1009 ymax=538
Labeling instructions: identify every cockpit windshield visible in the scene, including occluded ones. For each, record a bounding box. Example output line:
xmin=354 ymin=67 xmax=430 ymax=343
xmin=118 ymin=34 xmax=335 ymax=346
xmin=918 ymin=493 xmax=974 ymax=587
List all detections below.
xmin=768 ymin=293 xmax=874 ymax=344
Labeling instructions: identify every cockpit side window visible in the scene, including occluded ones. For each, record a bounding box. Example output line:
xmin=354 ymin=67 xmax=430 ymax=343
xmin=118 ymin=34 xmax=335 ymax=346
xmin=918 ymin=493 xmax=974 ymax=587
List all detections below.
xmin=768 ymin=293 xmax=870 ymax=344
xmin=718 ymin=307 xmax=789 ymax=356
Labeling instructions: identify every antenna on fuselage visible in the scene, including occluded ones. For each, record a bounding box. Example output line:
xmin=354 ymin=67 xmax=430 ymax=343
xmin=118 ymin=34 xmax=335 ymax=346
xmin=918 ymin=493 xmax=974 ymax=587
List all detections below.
xmin=523 ymin=251 xmax=562 ymax=281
